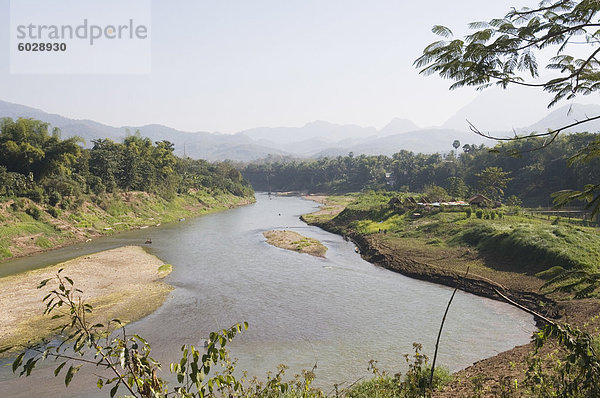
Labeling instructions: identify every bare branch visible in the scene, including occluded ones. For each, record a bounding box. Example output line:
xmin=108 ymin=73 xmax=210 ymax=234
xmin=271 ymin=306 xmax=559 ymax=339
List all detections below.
xmin=468 ymin=114 xmax=600 ymax=142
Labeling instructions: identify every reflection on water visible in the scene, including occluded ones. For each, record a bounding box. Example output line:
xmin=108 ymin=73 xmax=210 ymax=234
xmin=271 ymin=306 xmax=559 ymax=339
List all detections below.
xmin=0 ymin=194 xmax=536 ymax=396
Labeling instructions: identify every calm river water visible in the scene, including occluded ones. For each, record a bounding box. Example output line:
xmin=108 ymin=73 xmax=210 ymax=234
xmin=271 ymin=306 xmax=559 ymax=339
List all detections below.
xmin=0 ymin=194 xmax=536 ymax=396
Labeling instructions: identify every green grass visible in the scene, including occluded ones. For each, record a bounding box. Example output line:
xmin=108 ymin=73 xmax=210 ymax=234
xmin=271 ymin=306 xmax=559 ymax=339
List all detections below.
xmin=157 ymin=263 xmax=173 ymax=277
xmin=0 ymin=248 xmax=12 ymax=260
xmin=451 ymin=219 xmax=600 ymax=271
xmin=325 ymin=191 xmax=600 ymax=274
xmin=352 ymin=213 xmax=406 ymax=234
xmin=348 ymin=366 xmax=452 ymax=398
xmin=35 ymin=236 xmax=53 ymax=249
xmin=0 ymin=189 xmax=254 ymax=263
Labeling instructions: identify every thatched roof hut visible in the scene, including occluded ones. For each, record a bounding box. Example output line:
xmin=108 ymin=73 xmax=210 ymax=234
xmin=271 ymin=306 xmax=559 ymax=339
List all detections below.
xmin=468 ymin=194 xmax=492 ymax=206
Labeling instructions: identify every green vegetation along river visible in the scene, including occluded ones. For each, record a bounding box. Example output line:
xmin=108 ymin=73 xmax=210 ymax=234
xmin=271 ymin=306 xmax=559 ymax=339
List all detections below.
xmin=0 ymin=193 xmax=536 ymax=396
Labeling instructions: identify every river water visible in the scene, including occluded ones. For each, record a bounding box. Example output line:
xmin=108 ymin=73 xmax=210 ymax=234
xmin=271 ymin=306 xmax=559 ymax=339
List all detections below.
xmin=0 ymin=194 xmax=536 ymax=396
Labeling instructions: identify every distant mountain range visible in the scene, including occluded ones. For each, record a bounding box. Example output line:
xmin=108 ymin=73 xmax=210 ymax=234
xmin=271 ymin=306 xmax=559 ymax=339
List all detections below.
xmin=0 ymin=99 xmax=598 ymax=161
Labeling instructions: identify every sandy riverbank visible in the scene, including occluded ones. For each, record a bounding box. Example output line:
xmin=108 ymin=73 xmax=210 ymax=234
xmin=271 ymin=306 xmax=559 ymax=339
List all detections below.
xmin=0 ymin=246 xmax=173 ymax=352
xmin=263 ymin=230 xmax=327 ymax=257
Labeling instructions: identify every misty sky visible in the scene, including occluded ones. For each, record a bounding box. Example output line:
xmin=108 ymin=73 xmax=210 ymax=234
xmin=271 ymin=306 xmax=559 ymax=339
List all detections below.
xmin=0 ymin=0 xmax=596 ymax=133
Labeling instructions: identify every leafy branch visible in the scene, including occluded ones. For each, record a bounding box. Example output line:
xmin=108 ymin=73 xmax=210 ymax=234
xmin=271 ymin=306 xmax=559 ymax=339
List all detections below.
xmin=415 ymin=0 xmax=600 ymax=143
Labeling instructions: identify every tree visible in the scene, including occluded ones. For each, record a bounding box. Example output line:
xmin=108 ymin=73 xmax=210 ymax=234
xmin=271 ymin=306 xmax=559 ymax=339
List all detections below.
xmin=446 ymin=176 xmax=469 ymax=199
xmin=424 ymin=185 xmax=449 ymax=202
xmin=89 ymin=139 xmax=121 ymax=193
xmin=475 ymin=166 xmax=512 ymax=201
xmin=416 ymin=0 xmax=600 ymax=215
xmin=0 ymin=118 xmax=81 ymax=180
xmin=452 ymin=140 xmax=460 ymax=150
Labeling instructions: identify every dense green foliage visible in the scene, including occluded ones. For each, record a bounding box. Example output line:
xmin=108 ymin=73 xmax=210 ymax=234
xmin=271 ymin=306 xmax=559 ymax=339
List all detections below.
xmin=0 ymin=118 xmax=253 ymax=204
xmin=348 ymin=345 xmax=451 ymax=398
xmin=243 ymin=133 xmax=599 ymax=208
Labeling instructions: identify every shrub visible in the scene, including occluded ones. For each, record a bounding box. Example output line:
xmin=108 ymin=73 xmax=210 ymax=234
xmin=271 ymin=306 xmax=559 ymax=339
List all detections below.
xmin=349 ymin=343 xmax=452 ymax=398
xmin=87 ymin=175 xmax=106 ymax=195
xmin=506 ymin=195 xmax=522 ymax=207
xmin=24 ymin=187 xmax=46 ymax=203
xmin=43 ymin=175 xmax=82 ymax=197
xmin=47 ymin=207 xmax=62 ymax=218
xmin=10 ymin=198 xmax=25 ymax=211
xmin=465 ymin=207 xmax=472 ymax=218
xmin=48 ymin=191 xmax=62 ymax=207
xmin=475 ymin=209 xmax=483 ymax=219
xmin=73 ymin=197 xmax=85 ymax=209
xmin=26 ymin=206 xmax=42 ymax=220
xmin=60 ymin=197 xmax=72 ymax=210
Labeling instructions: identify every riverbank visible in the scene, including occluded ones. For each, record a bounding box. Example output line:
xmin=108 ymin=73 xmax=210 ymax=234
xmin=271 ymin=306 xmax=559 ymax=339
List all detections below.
xmin=0 ymin=190 xmax=255 ymax=264
xmin=0 ymin=246 xmax=173 ymax=353
xmin=301 ymin=194 xmax=600 ymax=396
xmin=263 ymin=230 xmax=327 ymax=257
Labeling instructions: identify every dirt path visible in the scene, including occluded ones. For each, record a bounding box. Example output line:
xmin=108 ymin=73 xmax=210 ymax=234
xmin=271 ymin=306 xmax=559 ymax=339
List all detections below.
xmin=0 ymin=246 xmax=173 ymax=352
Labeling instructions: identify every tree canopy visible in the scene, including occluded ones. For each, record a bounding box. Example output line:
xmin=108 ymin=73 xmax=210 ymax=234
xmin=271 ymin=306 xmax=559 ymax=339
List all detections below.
xmin=0 ymin=117 xmax=253 ymax=204
xmin=242 ymin=133 xmax=600 ymax=210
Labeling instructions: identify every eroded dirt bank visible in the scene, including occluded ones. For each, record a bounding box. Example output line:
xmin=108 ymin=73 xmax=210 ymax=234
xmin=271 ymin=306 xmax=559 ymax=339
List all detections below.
xmin=305 ymin=213 xmax=600 ymax=397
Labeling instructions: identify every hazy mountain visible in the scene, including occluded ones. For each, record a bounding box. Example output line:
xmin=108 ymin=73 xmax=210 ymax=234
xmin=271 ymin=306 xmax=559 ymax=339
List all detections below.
xmin=238 ymin=120 xmax=378 ymax=144
xmin=0 ymin=100 xmax=286 ymax=161
xmin=1 ymin=99 xmax=597 ymax=162
xmin=378 ymin=118 xmax=420 ymax=136
xmin=343 ymin=128 xmax=490 ymax=156
xmin=519 ymin=103 xmax=600 ymax=134
xmin=441 ymin=86 xmax=555 ymax=132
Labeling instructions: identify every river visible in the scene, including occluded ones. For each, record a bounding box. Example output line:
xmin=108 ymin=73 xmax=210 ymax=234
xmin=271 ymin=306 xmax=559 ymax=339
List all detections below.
xmin=0 ymin=193 xmax=536 ymax=396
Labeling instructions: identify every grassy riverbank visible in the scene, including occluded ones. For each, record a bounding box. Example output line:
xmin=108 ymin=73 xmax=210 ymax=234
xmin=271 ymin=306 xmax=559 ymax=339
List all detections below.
xmin=0 ymin=246 xmax=172 ymax=353
xmin=0 ymin=189 xmax=254 ymax=263
xmin=302 ymin=192 xmax=600 ymax=397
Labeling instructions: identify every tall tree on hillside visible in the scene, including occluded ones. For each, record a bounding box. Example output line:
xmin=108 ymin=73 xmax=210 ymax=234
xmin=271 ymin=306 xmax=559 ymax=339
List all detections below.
xmin=153 ymin=140 xmax=178 ymax=198
xmin=476 ymin=166 xmax=512 ymax=201
xmin=446 ymin=176 xmax=469 ymax=199
xmin=89 ymin=138 xmax=121 ymax=192
xmin=120 ymin=133 xmax=154 ymax=191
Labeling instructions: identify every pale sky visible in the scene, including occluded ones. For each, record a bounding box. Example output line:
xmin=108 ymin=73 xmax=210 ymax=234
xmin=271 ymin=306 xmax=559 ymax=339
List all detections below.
xmin=0 ymin=0 xmax=596 ymax=133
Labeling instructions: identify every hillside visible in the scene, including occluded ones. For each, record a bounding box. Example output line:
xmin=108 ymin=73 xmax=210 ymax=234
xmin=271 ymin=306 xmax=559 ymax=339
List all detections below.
xmin=0 ymin=190 xmax=253 ymax=263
